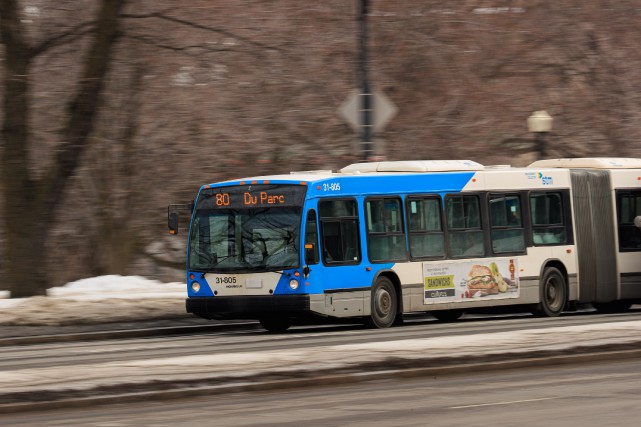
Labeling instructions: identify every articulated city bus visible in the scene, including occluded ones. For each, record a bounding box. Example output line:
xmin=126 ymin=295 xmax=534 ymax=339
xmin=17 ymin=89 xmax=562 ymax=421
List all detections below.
xmin=168 ymin=158 xmax=641 ymax=332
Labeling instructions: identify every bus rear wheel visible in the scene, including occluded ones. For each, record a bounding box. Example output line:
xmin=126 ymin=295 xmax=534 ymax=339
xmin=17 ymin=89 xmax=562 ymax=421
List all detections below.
xmin=592 ymin=300 xmax=632 ymax=313
xmin=366 ymin=277 xmax=398 ymax=329
xmin=533 ymin=267 xmax=567 ymax=317
xmin=259 ymin=316 xmax=291 ymax=333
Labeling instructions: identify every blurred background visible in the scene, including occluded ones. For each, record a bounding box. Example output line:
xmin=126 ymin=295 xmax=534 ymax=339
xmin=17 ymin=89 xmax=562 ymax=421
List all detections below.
xmin=2 ymin=0 xmax=641 ymax=295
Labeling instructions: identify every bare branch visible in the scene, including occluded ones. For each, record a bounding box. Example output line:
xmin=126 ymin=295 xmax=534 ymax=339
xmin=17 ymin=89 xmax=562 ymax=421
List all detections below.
xmin=40 ymin=0 xmax=127 ymax=226
xmin=122 ymin=12 xmax=284 ymax=52
xmin=124 ymin=34 xmax=235 ymax=55
xmin=32 ymin=21 xmax=96 ymax=56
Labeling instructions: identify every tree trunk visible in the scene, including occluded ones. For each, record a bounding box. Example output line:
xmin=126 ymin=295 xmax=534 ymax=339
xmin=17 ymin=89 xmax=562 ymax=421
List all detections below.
xmin=1 ymin=0 xmax=127 ymax=297
xmin=0 ymin=0 xmax=45 ymax=296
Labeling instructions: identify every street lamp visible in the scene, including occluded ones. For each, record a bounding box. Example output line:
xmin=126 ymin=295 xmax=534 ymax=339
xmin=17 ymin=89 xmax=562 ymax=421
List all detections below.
xmin=527 ymin=111 xmax=553 ymax=160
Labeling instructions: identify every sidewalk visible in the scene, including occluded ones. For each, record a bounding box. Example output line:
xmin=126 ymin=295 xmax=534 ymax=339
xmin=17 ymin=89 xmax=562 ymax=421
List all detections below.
xmin=2 ymin=320 xmax=641 ymax=413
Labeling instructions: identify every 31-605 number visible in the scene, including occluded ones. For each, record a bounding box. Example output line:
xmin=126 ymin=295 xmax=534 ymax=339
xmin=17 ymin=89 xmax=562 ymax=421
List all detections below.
xmin=215 ymin=276 xmax=236 ymax=284
xmin=322 ymin=182 xmax=341 ymax=191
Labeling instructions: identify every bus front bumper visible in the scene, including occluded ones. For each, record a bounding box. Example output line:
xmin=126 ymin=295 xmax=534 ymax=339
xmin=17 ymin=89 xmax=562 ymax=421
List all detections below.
xmin=186 ymin=295 xmax=311 ymax=320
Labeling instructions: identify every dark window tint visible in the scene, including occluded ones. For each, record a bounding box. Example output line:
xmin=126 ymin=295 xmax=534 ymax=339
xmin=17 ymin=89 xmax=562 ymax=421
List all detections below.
xmin=319 ymin=200 xmax=357 ymax=217
xmin=489 ymin=195 xmax=525 ymax=253
xmin=617 ymin=191 xmax=641 ymax=251
xmin=366 ymin=198 xmax=407 ymax=262
xmin=188 ymin=207 xmax=301 ymax=272
xmin=304 ymin=210 xmax=320 ymax=264
xmin=530 ymin=193 xmax=567 ymax=245
xmin=320 ymin=199 xmax=360 ymax=264
xmin=446 ymin=195 xmax=484 ymax=257
xmin=407 ymin=197 xmax=445 ymax=258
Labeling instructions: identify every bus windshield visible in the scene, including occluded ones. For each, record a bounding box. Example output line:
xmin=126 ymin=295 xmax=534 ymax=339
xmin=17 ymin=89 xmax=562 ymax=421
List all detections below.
xmin=188 ymin=185 xmax=305 ymax=273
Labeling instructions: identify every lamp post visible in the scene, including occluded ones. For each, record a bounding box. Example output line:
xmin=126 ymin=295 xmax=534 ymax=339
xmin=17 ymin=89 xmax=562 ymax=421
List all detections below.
xmin=527 ymin=111 xmax=553 ymax=160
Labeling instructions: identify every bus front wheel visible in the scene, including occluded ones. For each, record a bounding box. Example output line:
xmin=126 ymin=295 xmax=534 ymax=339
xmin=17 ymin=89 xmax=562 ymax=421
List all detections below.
xmin=366 ymin=277 xmax=398 ymax=329
xmin=534 ymin=267 xmax=567 ymax=317
xmin=259 ymin=316 xmax=291 ymax=333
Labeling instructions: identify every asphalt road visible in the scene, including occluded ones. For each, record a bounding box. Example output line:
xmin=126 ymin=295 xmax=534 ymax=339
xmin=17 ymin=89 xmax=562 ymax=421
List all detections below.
xmin=3 ymin=357 xmax=641 ymax=426
xmin=3 ymin=308 xmax=641 ymax=372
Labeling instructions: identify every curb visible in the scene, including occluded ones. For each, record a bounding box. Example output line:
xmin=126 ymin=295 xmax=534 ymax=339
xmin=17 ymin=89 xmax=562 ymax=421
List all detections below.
xmin=2 ymin=344 xmax=641 ymax=414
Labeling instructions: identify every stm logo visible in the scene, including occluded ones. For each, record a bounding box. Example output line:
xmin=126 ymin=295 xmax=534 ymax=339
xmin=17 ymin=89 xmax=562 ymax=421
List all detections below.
xmin=538 ymin=172 xmax=553 ymax=185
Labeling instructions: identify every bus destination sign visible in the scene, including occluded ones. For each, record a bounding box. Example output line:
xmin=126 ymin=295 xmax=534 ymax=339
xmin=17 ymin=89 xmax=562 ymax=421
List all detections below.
xmin=197 ymin=184 xmax=307 ymax=210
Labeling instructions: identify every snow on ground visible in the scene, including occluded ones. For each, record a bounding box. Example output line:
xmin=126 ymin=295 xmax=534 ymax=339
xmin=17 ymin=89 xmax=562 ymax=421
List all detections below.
xmin=0 ymin=276 xmax=187 ymax=326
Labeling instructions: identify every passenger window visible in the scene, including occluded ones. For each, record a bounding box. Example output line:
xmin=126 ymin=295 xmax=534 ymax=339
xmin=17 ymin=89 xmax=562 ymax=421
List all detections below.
xmin=319 ymin=199 xmax=360 ymax=264
xmin=319 ymin=200 xmax=357 ymax=217
xmin=530 ymin=192 xmax=567 ymax=245
xmin=617 ymin=191 xmax=641 ymax=251
xmin=407 ymin=197 xmax=445 ymax=258
xmin=489 ymin=194 xmax=525 ymax=254
xmin=366 ymin=198 xmax=407 ymax=262
xmin=446 ymin=195 xmax=484 ymax=257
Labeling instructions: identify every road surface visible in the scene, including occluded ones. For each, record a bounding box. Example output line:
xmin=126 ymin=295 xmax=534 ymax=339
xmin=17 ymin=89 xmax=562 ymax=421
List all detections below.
xmin=3 ymin=357 xmax=640 ymax=426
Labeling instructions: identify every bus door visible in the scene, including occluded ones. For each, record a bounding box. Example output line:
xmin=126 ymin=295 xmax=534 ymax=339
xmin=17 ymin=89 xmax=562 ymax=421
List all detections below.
xmin=615 ymin=189 xmax=641 ymax=299
xmin=304 ymin=199 xmax=369 ymax=317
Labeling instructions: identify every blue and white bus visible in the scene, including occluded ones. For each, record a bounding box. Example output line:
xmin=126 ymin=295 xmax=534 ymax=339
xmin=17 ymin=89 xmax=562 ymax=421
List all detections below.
xmin=168 ymin=158 xmax=641 ymax=332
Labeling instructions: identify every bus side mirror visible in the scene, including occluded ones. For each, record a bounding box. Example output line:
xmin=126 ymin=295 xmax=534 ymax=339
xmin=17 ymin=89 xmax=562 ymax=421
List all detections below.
xmin=635 ymin=216 xmax=641 ymax=229
xmin=168 ymin=201 xmax=195 ymax=235
xmin=168 ymin=212 xmax=179 ymax=235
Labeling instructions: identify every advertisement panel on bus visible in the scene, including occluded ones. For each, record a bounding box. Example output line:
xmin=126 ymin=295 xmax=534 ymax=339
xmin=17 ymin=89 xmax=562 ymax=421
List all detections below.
xmin=423 ymin=258 xmax=520 ymax=303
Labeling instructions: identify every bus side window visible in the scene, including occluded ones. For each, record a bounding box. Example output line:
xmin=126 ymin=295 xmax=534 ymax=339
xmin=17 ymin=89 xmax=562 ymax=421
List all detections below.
xmin=304 ymin=209 xmax=320 ymax=264
xmin=530 ymin=192 xmax=567 ymax=245
xmin=365 ymin=197 xmax=407 ymax=262
xmin=445 ymin=195 xmax=484 ymax=258
xmin=407 ymin=197 xmax=445 ymax=259
xmin=319 ymin=199 xmax=360 ymax=265
xmin=489 ymin=194 xmax=525 ymax=254
xmin=617 ymin=191 xmax=641 ymax=251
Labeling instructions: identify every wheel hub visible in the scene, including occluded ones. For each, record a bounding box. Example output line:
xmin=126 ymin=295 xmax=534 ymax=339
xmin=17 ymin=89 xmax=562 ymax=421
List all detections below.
xmin=376 ymin=290 xmax=391 ymax=316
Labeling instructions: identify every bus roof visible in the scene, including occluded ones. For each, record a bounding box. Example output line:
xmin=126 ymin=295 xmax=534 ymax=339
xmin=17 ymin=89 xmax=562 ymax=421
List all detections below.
xmin=205 ymin=157 xmax=641 ymax=190
xmin=528 ymin=157 xmax=641 ymax=169
xmin=340 ymin=160 xmax=484 ymax=173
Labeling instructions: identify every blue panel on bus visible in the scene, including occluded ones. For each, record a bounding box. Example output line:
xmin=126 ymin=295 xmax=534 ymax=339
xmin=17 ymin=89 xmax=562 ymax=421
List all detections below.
xmin=273 ymin=270 xmax=301 ymax=295
xmin=306 ymin=172 xmax=476 ymax=198
xmin=186 ymin=272 xmax=214 ymax=297
xmin=270 ymin=263 xmax=397 ymax=295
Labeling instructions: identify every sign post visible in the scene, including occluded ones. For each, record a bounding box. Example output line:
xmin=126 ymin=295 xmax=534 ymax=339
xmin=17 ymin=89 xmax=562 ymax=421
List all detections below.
xmin=339 ymin=0 xmax=397 ymax=161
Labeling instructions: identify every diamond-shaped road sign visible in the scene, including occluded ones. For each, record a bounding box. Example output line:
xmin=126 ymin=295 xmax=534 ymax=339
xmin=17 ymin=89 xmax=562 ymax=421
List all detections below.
xmin=339 ymin=89 xmax=398 ymax=133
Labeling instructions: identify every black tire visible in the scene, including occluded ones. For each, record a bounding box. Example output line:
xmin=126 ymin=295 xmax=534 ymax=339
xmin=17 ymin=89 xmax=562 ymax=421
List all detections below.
xmin=533 ymin=267 xmax=567 ymax=317
xmin=592 ymin=300 xmax=632 ymax=313
xmin=259 ymin=316 xmax=291 ymax=333
xmin=366 ymin=276 xmax=398 ymax=329
xmin=432 ymin=309 xmax=463 ymax=322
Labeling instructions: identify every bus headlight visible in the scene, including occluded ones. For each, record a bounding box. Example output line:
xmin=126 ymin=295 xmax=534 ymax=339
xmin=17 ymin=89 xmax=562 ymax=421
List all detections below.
xmin=289 ymin=279 xmax=299 ymax=290
xmin=191 ymin=282 xmax=201 ymax=293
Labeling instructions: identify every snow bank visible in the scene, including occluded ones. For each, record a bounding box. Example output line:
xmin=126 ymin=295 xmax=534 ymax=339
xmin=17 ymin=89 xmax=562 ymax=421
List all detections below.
xmin=0 ymin=276 xmax=187 ymax=326
xmin=46 ymin=275 xmax=185 ymax=300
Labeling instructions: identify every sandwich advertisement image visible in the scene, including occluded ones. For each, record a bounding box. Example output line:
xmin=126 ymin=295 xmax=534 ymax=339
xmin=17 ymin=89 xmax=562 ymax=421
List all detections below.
xmin=423 ymin=258 xmax=520 ymax=303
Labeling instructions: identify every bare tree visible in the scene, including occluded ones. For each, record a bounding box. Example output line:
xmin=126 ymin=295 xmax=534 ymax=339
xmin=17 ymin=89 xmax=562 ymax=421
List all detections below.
xmin=0 ymin=0 xmax=127 ymax=297
xmin=4 ymin=1 xmax=641 ymax=296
